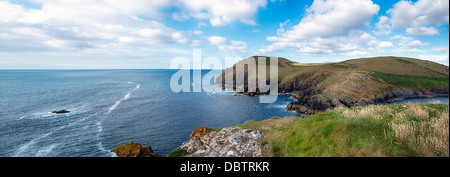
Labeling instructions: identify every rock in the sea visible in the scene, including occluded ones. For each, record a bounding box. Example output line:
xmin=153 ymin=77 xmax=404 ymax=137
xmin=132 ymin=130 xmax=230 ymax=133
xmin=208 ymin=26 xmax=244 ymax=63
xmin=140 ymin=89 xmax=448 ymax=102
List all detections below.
xmin=113 ymin=142 xmax=163 ymax=157
xmin=52 ymin=110 xmax=70 ymax=114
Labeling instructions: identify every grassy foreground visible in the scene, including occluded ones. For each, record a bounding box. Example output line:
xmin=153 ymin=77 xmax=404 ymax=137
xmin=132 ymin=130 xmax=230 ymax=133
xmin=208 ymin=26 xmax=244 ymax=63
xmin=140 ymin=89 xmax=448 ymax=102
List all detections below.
xmin=239 ymin=103 xmax=449 ymax=157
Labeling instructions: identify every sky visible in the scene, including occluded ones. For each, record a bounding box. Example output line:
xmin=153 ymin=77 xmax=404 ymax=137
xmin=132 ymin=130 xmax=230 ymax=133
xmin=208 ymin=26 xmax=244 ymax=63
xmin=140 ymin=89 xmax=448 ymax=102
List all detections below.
xmin=0 ymin=0 xmax=448 ymax=69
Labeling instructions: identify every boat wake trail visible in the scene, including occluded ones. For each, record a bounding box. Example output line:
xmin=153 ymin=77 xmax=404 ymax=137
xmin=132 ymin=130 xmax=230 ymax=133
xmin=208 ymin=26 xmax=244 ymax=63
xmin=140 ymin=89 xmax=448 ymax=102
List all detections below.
xmin=107 ymin=84 xmax=140 ymax=114
xmin=97 ymin=83 xmax=141 ymax=156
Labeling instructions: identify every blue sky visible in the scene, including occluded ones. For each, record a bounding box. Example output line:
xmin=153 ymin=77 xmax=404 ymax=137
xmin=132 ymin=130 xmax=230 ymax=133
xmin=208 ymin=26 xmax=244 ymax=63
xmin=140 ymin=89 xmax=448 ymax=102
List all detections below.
xmin=0 ymin=0 xmax=448 ymax=69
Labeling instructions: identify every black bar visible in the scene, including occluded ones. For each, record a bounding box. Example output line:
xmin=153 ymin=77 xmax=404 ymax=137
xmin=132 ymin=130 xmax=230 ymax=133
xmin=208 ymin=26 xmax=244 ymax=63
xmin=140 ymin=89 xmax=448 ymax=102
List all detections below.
xmin=1 ymin=157 xmax=448 ymax=176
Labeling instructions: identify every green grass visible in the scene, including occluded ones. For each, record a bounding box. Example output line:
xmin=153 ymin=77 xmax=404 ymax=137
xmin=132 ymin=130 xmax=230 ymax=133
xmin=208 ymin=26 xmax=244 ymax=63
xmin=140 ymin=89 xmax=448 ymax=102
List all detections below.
xmin=263 ymin=103 xmax=449 ymax=157
xmin=329 ymin=63 xmax=357 ymax=69
xmin=371 ymin=71 xmax=449 ymax=89
xmin=167 ymin=149 xmax=189 ymax=157
xmin=396 ymin=58 xmax=414 ymax=64
xmin=205 ymin=127 xmax=223 ymax=133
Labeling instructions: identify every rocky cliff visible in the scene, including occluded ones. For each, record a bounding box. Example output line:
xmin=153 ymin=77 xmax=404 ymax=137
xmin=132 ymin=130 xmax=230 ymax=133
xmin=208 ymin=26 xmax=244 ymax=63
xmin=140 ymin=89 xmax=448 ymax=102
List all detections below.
xmin=174 ymin=127 xmax=266 ymax=157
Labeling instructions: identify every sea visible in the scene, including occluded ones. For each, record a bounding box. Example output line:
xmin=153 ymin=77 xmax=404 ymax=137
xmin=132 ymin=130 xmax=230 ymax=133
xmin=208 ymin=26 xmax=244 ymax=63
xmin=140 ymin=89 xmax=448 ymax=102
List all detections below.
xmin=0 ymin=70 xmax=448 ymax=157
xmin=0 ymin=70 xmax=301 ymax=157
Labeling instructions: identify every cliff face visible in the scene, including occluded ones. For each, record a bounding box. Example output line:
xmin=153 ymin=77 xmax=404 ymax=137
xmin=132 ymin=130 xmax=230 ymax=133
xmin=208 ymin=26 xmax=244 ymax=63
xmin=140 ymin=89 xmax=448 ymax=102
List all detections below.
xmin=216 ymin=56 xmax=449 ymax=115
xmin=174 ymin=127 xmax=266 ymax=157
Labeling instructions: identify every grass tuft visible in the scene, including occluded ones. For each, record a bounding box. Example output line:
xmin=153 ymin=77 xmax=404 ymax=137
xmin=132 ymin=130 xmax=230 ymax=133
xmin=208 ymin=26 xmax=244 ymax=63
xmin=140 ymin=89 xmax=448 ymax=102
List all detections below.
xmin=167 ymin=149 xmax=189 ymax=157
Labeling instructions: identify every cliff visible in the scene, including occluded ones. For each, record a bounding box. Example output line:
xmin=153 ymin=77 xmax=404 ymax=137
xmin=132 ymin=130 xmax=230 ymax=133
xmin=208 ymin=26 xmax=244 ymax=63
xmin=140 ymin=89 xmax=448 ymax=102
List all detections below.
xmin=215 ymin=56 xmax=449 ymax=115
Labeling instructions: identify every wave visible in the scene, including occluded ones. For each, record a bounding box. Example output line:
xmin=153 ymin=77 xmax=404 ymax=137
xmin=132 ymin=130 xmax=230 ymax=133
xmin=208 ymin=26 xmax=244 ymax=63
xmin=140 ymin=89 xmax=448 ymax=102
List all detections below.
xmin=96 ymin=142 xmax=117 ymax=157
xmin=35 ymin=143 xmax=59 ymax=157
xmin=13 ymin=112 xmax=98 ymax=157
xmin=13 ymin=132 xmax=52 ymax=157
xmin=107 ymin=84 xmax=140 ymax=114
xmin=96 ymin=83 xmax=141 ymax=156
xmin=17 ymin=104 xmax=90 ymax=121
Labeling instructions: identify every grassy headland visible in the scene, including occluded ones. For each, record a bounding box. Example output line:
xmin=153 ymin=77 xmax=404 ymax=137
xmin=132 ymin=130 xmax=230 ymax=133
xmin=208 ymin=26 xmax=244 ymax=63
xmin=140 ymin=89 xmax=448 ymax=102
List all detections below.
xmin=216 ymin=56 xmax=449 ymax=115
xmin=239 ymin=103 xmax=449 ymax=157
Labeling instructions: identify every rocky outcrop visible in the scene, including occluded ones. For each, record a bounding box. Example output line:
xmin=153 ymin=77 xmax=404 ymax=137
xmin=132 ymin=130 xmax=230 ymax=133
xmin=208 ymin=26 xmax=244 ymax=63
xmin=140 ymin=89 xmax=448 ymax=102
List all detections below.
xmin=52 ymin=110 xmax=70 ymax=114
xmin=286 ymin=84 xmax=449 ymax=115
xmin=113 ymin=142 xmax=163 ymax=157
xmin=175 ymin=127 xmax=265 ymax=157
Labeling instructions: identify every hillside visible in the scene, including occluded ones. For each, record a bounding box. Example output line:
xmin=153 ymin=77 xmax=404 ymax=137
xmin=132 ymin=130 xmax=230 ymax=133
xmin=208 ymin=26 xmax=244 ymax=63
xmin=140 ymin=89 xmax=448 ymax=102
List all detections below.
xmin=215 ymin=56 xmax=449 ymax=114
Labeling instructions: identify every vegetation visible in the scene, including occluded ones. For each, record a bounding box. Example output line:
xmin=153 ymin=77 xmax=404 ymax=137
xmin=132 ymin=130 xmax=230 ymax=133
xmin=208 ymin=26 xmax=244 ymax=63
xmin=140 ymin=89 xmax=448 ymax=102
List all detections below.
xmin=371 ymin=71 xmax=449 ymax=89
xmin=167 ymin=149 xmax=189 ymax=157
xmin=205 ymin=127 xmax=223 ymax=133
xmin=396 ymin=58 xmax=414 ymax=64
xmin=241 ymin=103 xmax=449 ymax=157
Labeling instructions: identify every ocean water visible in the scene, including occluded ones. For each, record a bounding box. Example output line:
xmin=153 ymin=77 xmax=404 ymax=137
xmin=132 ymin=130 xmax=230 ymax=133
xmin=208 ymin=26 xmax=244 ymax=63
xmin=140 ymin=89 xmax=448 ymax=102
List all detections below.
xmin=0 ymin=70 xmax=300 ymax=157
xmin=390 ymin=97 xmax=449 ymax=104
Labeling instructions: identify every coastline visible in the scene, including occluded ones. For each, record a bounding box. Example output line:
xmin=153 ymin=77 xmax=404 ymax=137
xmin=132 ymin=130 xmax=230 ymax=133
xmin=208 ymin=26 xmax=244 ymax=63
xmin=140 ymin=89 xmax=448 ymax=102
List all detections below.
xmin=113 ymin=96 xmax=449 ymax=157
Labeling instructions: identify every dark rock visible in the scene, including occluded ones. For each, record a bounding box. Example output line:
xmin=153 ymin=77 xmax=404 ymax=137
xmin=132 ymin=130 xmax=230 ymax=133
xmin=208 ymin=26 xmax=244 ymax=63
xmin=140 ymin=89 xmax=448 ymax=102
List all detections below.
xmin=113 ymin=142 xmax=163 ymax=157
xmin=52 ymin=110 xmax=70 ymax=114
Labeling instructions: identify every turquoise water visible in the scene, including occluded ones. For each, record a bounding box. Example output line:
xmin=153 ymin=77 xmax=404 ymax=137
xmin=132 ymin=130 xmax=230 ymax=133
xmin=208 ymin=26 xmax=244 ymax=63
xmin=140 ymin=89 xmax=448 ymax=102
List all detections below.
xmin=0 ymin=70 xmax=300 ymax=157
xmin=390 ymin=97 xmax=449 ymax=104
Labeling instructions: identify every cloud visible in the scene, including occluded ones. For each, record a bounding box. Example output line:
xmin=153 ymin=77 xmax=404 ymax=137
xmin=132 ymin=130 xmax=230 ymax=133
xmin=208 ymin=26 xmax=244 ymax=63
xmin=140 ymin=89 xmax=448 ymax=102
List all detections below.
xmin=192 ymin=31 xmax=203 ymax=35
xmin=261 ymin=0 xmax=379 ymax=55
xmin=406 ymin=27 xmax=439 ymax=36
xmin=430 ymin=46 xmax=449 ymax=53
xmin=391 ymin=35 xmax=429 ymax=47
xmin=0 ymin=0 xmax=188 ymax=54
xmin=177 ymin=0 xmax=268 ymax=26
xmin=417 ymin=55 xmax=449 ymax=65
xmin=393 ymin=47 xmax=425 ymax=53
xmin=377 ymin=41 xmax=394 ymax=49
xmin=345 ymin=50 xmax=370 ymax=56
xmin=208 ymin=36 xmax=249 ymax=53
xmin=387 ymin=0 xmax=448 ymax=36
xmin=373 ymin=16 xmax=391 ymax=35
xmin=190 ymin=40 xmax=201 ymax=47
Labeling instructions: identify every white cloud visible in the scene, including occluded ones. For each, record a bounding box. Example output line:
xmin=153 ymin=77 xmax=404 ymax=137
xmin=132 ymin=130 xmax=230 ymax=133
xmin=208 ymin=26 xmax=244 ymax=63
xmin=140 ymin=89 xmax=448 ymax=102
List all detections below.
xmin=178 ymin=0 xmax=268 ymax=26
xmin=190 ymin=40 xmax=201 ymax=47
xmin=403 ymin=40 xmax=429 ymax=47
xmin=373 ymin=16 xmax=391 ymax=35
xmin=261 ymin=0 xmax=379 ymax=55
xmin=346 ymin=50 xmax=370 ymax=56
xmin=192 ymin=31 xmax=203 ymax=35
xmin=388 ymin=0 xmax=448 ymax=36
xmin=0 ymin=0 xmax=188 ymax=54
xmin=431 ymin=46 xmax=449 ymax=52
xmin=418 ymin=55 xmax=449 ymax=65
xmin=208 ymin=36 xmax=249 ymax=53
xmin=406 ymin=27 xmax=439 ymax=36
xmin=391 ymin=35 xmax=429 ymax=47
xmin=393 ymin=47 xmax=425 ymax=53
xmin=377 ymin=41 xmax=394 ymax=49
xmin=389 ymin=0 xmax=449 ymax=28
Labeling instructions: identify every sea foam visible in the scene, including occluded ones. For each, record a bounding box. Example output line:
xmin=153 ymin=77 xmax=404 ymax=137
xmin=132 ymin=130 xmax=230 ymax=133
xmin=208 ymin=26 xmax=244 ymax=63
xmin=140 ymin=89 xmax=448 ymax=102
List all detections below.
xmin=107 ymin=84 xmax=140 ymax=114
